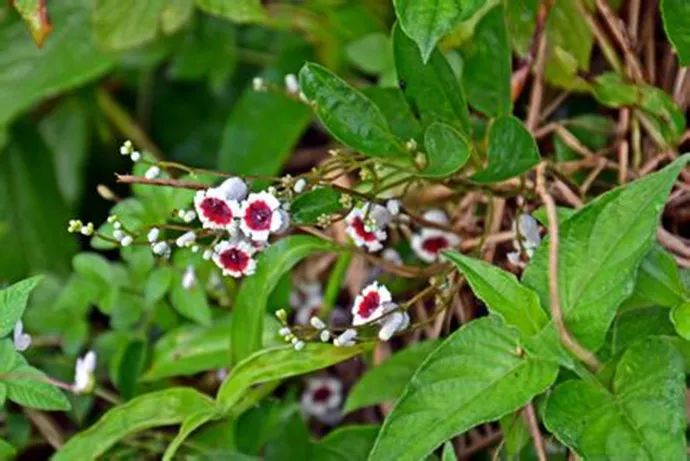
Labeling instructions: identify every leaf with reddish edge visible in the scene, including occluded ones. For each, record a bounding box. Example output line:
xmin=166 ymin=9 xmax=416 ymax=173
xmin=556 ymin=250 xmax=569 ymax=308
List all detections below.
xmin=13 ymin=0 xmax=52 ymax=47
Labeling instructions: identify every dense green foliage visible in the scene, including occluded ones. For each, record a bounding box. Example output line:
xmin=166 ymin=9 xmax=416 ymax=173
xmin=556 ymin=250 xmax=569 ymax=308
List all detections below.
xmin=2 ymin=0 xmax=690 ymax=460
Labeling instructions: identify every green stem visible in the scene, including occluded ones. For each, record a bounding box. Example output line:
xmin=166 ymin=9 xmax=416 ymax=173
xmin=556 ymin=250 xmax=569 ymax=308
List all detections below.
xmin=322 ymin=252 xmax=352 ymax=315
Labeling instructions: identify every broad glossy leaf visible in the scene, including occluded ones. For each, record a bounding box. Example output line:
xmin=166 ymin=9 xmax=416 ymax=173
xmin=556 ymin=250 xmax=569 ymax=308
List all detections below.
xmin=311 ymin=425 xmax=379 ymax=461
xmin=344 ymin=340 xmax=440 ymax=413
xmin=612 ymin=305 xmax=675 ymax=355
xmin=299 ymin=63 xmax=405 ymax=158
xmin=0 ymin=276 xmax=42 ymax=337
xmin=0 ymin=0 xmax=114 ymax=126
xmin=219 ymin=343 xmax=368 ymax=410
xmin=163 ymin=407 xmax=219 ymax=461
xmin=5 ymin=363 xmax=70 ymax=411
xmin=523 ymin=155 xmax=689 ymax=350
xmin=419 ymin=122 xmax=470 ymax=177
xmin=444 ymin=252 xmax=547 ymax=336
xmin=291 ymin=187 xmax=344 ymax=225
xmin=53 ymin=388 xmax=216 ymax=461
xmin=231 ymin=235 xmax=334 ymax=364
xmin=661 ymin=0 xmax=690 ymax=65
xmin=218 ymin=90 xmax=311 ymax=176
xmin=499 ymin=412 xmax=531 ymax=459
xmin=362 ymin=87 xmax=423 ymax=142
xmin=369 ymin=317 xmax=559 ymax=461
xmin=393 ymin=0 xmax=486 ymax=62
xmin=111 ymin=338 xmax=146 ymax=399
xmin=471 ymin=115 xmax=540 ymax=183
xmin=13 ymin=0 xmax=52 ymax=47
xmin=393 ymin=23 xmax=471 ymax=134
xmin=345 ymin=33 xmax=394 ymax=76
xmin=195 ymin=0 xmax=266 ymax=23
xmin=460 ymin=5 xmax=512 ymax=117
xmin=93 ymin=0 xmax=166 ymax=50
xmin=631 ymin=245 xmax=686 ymax=308
xmin=544 ymin=338 xmax=685 ymax=460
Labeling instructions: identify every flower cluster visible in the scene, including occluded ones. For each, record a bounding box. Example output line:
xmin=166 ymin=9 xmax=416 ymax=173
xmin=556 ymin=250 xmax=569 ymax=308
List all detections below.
xmin=193 ymin=177 xmax=289 ymax=278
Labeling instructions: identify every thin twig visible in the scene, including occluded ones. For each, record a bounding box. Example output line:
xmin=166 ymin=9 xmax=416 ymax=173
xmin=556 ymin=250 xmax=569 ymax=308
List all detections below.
xmin=535 ymin=163 xmax=601 ymax=371
xmin=116 ymin=174 xmax=207 ymax=190
xmin=524 ymin=403 xmax=547 ymax=461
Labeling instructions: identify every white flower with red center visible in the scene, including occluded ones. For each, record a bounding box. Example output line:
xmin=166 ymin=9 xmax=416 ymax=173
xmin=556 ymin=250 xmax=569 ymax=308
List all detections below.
xmin=351 ymin=282 xmax=393 ymax=326
xmin=194 ymin=188 xmax=241 ymax=231
xmin=300 ymin=376 xmax=343 ymax=423
xmin=212 ymin=240 xmax=257 ymax=278
xmin=345 ymin=203 xmax=392 ymax=252
xmin=239 ymin=191 xmax=284 ymax=241
xmin=410 ymin=209 xmax=460 ymax=263
xmin=411 ymin=228 xmax=461 ymax=263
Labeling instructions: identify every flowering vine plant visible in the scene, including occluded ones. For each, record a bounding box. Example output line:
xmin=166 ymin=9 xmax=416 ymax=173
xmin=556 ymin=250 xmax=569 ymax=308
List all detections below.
xmin=3 ymin=0 xmax=690 ymax=460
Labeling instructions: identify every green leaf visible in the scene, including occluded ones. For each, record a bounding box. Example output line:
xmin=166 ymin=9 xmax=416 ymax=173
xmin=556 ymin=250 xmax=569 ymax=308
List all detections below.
xmin=499 ymin=412 xmax=531 ymax=459
xmin=111 ymin=338 xmax=146 ymax=400
xmin=5 ymin=364 xmax=70 ymax=411
xmin=393 ymin=0 xmax=486 ymax=62
xmin=38 ymin=98 xmax=90 ymax=206
xmin=612 ymin=305 xmax=675 ymax=355
xmin=471 ymin=115 xmax=540 ymax=183
xmin=311 ymin=425 xmax=380 ymax=461
xmin=344 ymin=340 xmax=440 ymax=413
xmin=0 ymin=0 xmax=114 ymax=126
xmin=419 ymin=123 xmax=470 ymax=177
xmin=170 ymin=270 xmax=212 ymax=326
xmin=53 ymin=388 xmax=217 ymax=461
xmin=544 ymin=338 xmax=685 ymax=460
xmin=93 ymin=0 xmax=166 ymax=50
xmin=195 ymin=0 xmax=265 ymax=23
xmin=345 ymin=33 xmax=394 ymax=76
xmin=0 ymin=125 xmax=78 ymax=279
xmin=0 ymin=438 xmax=16 ymax=460
xmin=0 ymin=276 xmax=42 ymax=337
xmin=392 ymin=23 xmax=471 ymax=135
xmin=362 ymin=87 xmax=423 ymax=142
xmin=369 ymin=317 xmax=559 ymax=461
xmin=143 ymin=314 xmax=273 ymax=381
xmin=460 ymin=5 xmax=512 ymax=117
xmin=218 ymin=343 xmax=368 ymax=411
xmin=631 ymin=245 xmax=687 ymax=308
xmin=441 ymin=442 xmax=457 ymax=461
xmin=163 ymin=407 xmax=219 ymax=461
xmin=299 ymin=63 xmax=405 ymax=158
xmin=523 ymin=155 xmax=690 ymax=350
xmin=144 ymin=266 xmax=173 ymax=306
xmin=231 ymin=235 xmax=334 ymax=365
xmin=444 ymin=251 xmax=547 ymax=336
xmin=661 ymin=0 xmax=690 ymax=65
xmin=13 ymin=0 xmax=52 ymax=47
xmin=670 ymin=301 xmax=690 ymax=340
xmin=505 ymin=0 xmax=538 ymax=56
xmin=544 ymin=0 xmax=592 ymax=90
xmin=218 ymin=90 xmax=311 ymax=177
xmin=290 ymin=187 xmax=344 ymax=225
